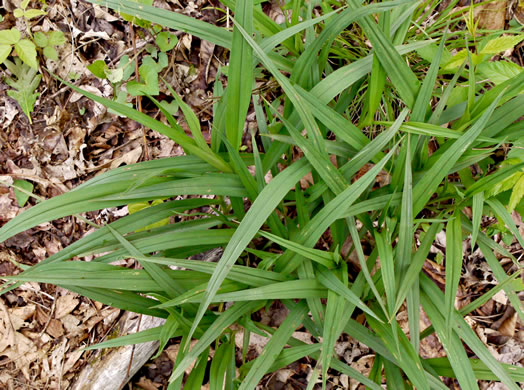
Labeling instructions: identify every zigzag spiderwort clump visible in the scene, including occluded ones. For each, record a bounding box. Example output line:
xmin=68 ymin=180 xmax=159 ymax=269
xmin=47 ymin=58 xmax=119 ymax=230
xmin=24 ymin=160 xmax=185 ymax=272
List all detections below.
xmin=1 ymin=0 xmax=524 ymax=388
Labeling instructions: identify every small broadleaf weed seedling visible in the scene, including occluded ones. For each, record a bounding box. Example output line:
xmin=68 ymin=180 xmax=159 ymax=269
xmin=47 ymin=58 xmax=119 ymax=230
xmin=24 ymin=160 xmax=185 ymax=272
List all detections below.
xmin=1 ymin=0 xmax=524 ymax=389
xmin=33 ymin=30 xmax=66 ymax=61
xmin=0 ymin=0 xmax=65 ymax=122
xmin=87 ymin=26 xmax=178 ymax=114
xmin=0 ymin=28 xmax=37 ymax=69
xmin=13 ymin=0 xmax=47 ymax=21
xmin=3 ymin=58 xmax=41 ymax=123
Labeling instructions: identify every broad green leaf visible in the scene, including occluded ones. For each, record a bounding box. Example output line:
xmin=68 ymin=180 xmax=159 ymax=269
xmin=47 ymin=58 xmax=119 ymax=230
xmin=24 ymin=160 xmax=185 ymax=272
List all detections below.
xmin=8 ymin=261 xmax=210 ymax=293
xmin=48 ymin=31 xmax=66 ymax=46
xmin=470 ymin=66 xmax=524 ymax=120
xmin=294 ymin=84 xmax=369 ymax=151
xmin=0 ymin=44 xmax=11 ymax=64
xmin=170 ymin=280 xmax=326 ymax=304
xmin=480 ymin=35 xmax=524 ymax=55
xmin=14 ymin=39 xmax=38 ymax=69
xmin=156 ymin=31 xmax=177 ymax=52
xmin=22 ymin=8 xmax=47 ymax=19
xmin=320 ymin=274 xmax=348 ymax=389
xmin=45 ymin=198 xmax=215 ymax=263
xmin=384 ymin=360 xmax=407 ymax=390
xmin=441 ymin=49 xmax=474 ymax=72
xmin=239 ymin=344 xmax=321 ymax=377
xmin=270 ymin=109 xmax=345 ymax=194
xmin=477 ymin=61 xmax=523 ymax=85
xmin=416 ymin=42 xmax=452 ymax=64
xmin=259 ymin=8 xmax=341 ymax=54
xmin=395 ymin=122 xmax=501 ymax=144
xmin=367 ymin=316 xmax=430 ymax=390
xmin=397 ymin=139 xmax=417 ymax=349
xmin=221 ymin=0 xmax=282 ymax=42
xmin=236 ymin=24 xmax=328 ymax=162
xmin=430 ymin=61 xmax=467 ymax=125
xmin=330 ymin=359 xmax=384 ymax=390
xmin=87 ymin=60 xmax=108 ymax=79
xmin=65 ymin=285 xmax=167 ymax=318
xmin=396 ymin=137 xmax=413 ymax=276
xmin=465 ymin=163 xmax=524 ymax=197
xmin=93 ymin=227 xmax=232 ymax=264
xmin=127 ymin=57 xmax=160 ymax=95
xmin=477 ymin=242 xmax=523 ymax=324
xmin=43 ymin=46 xmax=58 ymax=61
xmin=345 ymin=318 xmax=392 ymax=360
xmin=153 ymin=315 xmax=179 ymax=358
xmin=291 ymin=0 xmax=414 ymax=88
xmin=128 ymin=199 xmax=170 ymax=231
xmin=107 ymin=225 xmax=187 ymax=298
xmin=33 ymin=31 xmax=48 ymax=47
xmin=360 ymin=49 xmax=386 ymax=127
xmin=13 ymin=179 xmax=33 ymax=207
xmin=0 ymin=28 xmax=20 ymax=45
xmin=120 ymin=0 xmax=153 ymax=27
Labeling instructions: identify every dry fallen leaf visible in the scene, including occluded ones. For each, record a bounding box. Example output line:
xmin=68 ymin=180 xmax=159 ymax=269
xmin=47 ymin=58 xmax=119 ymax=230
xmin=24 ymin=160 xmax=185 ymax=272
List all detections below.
xmin=63 ymin=348 xmax=84 ymax=374
xmin=498 ymin=311 xmax=517 ymax=337
xmin=49 ymin=338 xmax=68 ymax=381
xmin=46 ymin=318 xmax=65 ymax=339
xmin=110 ymin=146 xmax=143 ymax=169
xmin=136 ymin=376 xmax=161 ymax=390
xmin=0 ymin=194 xmax=18 ymax=222
xmin=8 ymin=304 xmax=36 ymax=331
xmin=55 ymin=294 xmax=80 ymax=319
xmin=475 ymin=0 xmax=507 ymax=30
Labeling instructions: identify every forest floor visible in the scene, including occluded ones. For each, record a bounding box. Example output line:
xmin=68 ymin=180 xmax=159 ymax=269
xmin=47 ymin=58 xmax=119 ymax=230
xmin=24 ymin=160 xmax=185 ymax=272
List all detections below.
xmin=0 ymin=0 xmax=523 ymax=389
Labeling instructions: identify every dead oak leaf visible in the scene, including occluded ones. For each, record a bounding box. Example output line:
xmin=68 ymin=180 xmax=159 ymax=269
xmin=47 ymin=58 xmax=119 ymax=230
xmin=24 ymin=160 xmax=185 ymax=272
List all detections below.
xmin=55 ymin=294 xmax=79 ymax=319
